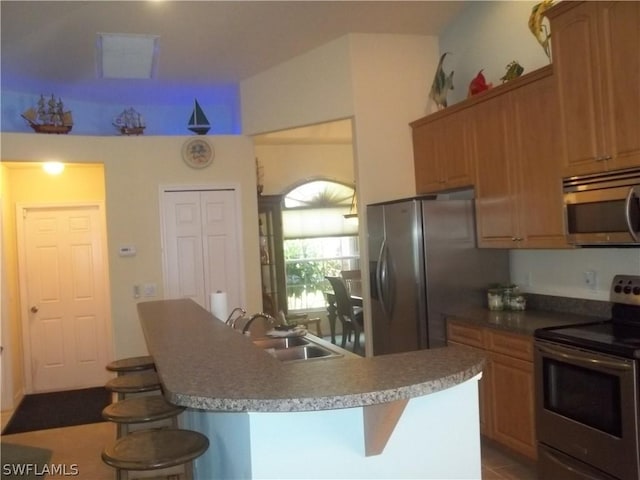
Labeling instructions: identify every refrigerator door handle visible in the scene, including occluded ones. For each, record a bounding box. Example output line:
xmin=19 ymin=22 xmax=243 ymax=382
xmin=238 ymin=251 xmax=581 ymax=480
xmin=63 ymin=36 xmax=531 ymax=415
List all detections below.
xmin=377 ymin=239 xmax=390 ymax=320
xmin=385 ymin=244 xmax=396 ymax=319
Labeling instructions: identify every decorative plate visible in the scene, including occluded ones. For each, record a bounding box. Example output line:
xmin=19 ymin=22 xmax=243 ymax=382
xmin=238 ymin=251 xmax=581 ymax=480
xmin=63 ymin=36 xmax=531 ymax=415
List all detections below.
xmin=182 ymin=138 xmax=214 ymax=169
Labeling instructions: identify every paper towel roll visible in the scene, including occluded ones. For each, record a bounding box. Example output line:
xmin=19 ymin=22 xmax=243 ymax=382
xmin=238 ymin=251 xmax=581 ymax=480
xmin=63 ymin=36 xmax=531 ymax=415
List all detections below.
xmin=210 ymin=291 xmax=228 ymax=322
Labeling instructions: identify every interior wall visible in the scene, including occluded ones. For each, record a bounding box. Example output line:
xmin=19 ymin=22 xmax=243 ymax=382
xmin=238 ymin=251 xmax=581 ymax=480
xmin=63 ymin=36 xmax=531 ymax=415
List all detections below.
xmin=2 ymin=87 xmax=242 ymax=136
xmin=1 ymin=133 xmax=262 ymax=361
xmin=0 ymin=162 xmax=22 ymax=410
xmin=240 ymin=36 xmax=355 ymax=136
xmin=255 ymin=143 xmax=355 ymax=196
xmin=439 ymin=0 xmax=551 ymax=107
xmin=440 ymin=1 xmax=640 ymax=300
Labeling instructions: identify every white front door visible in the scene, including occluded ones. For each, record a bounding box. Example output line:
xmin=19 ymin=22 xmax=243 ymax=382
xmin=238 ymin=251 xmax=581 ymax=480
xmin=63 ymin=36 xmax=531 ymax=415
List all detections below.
xmin=161 ymin=188 xmax=242 ymax=313
xmin=18 ymin=204 xmax=111 ymax=393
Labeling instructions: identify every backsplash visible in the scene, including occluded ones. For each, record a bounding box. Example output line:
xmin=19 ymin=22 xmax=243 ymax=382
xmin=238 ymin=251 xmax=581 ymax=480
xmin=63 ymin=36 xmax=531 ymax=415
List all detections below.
xmin=525 ymin=293 xmax=611 ymax=319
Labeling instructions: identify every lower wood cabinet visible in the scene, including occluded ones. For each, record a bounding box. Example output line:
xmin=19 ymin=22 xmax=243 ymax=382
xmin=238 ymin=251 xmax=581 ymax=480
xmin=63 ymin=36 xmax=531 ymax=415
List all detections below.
xmin=447 ymin=319 xmax=536 ymax=460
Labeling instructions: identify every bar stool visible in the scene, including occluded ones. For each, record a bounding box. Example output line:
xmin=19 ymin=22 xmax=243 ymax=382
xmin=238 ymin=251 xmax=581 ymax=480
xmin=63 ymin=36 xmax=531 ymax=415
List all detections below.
xmin=102 ymin=395 xmax=186 ymax=438
xmin=105 ymin=371 xmax=161 ymax=401
xmin=106 ymin=356 xmax=155 ymax=376
xmin=101 ymin=428 xmax=209 ymax=480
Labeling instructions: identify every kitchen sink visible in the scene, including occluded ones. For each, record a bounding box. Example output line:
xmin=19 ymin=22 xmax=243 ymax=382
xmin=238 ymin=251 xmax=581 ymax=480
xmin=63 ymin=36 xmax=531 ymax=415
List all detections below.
xmin=252 ymin=336 xmax=309 ymax=350
xmin=252 ymin=335 xmax=343 ymax=362
xmin=269 ymin=344 xmax=341 ymax=362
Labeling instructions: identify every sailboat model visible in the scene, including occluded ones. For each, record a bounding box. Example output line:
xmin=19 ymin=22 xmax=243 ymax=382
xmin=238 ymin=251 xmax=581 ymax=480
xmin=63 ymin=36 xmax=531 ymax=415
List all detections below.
xmin=187 ymin=99 xmax=211 ymax=135
xmin=21 ymin=94 xmax=73 ymax=134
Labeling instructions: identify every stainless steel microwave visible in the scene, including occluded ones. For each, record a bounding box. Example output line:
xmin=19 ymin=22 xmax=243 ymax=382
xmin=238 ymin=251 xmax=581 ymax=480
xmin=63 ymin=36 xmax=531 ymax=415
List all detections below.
xmin=563 ymin=167 xmax=640 ymax=246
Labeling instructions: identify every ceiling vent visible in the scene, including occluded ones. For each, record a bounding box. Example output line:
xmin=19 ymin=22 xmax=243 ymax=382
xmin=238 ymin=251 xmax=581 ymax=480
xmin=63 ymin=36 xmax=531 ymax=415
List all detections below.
xmin=96 ymin=33 xmax=160 ymax=79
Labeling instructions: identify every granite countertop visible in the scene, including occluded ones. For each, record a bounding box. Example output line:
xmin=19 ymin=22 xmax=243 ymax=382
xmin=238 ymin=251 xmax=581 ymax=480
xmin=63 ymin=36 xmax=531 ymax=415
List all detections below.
xmin=138 ymin=299 xmax=485 ymax=413
xmin=445 ymin=305 xmax=608 ymax=336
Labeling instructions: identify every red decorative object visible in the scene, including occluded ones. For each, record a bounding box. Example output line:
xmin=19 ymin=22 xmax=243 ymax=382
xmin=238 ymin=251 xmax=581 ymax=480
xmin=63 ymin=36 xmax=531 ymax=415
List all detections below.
xmin=467 ymin=70 xmax=493 ymax=97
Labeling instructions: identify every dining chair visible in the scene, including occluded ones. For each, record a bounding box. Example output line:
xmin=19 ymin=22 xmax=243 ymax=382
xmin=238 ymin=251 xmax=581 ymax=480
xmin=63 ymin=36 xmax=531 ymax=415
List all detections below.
xmin=325 ymin=276 xmax=364 ymax=352
xmin=340 ymin=269 xmax=362 ymax=296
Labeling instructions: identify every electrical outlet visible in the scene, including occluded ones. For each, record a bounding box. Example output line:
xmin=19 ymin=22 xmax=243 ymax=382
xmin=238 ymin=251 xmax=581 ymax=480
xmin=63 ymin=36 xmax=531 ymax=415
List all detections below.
xmin=583 ymin=270 xmax=597 ymax=290
xmin=142 ymin=283 xmax=157 ymax=297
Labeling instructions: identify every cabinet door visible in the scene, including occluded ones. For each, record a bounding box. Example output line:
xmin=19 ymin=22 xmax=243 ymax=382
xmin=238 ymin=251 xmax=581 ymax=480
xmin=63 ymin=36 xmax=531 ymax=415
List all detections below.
xmin=551 ymin=1 xmax=606 ymax=175
xmin=448 ymin=340 xmax=493 ymax=438
xmin=490 ymin=351 xmax=537 ymax=460
xmin=511 ymin=75 xmax=568 ymax=248
xmin=413 ymin=121 xmax=443 ymax=194
xmin=472 ymin=96 xmax=518 ymax=248
xmin=440 ymin=111 xmax=475 ymax=191
xmin=550 ymin=1 xmax=640 ymax=175
xmin=413 ymin=111 xmax=474 ymax=194
xmin=599 ymin=1 xmax=640 ymax=171
xmin=447 ymin=320 xmax=491 ymax=438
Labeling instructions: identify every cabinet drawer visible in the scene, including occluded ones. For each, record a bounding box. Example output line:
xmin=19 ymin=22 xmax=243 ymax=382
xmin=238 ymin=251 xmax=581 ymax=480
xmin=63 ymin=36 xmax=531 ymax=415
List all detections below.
xmin=486 ymin=330 xmax=532 ymax=361
xmin=447 ymin=321 xmax=485 ymax=348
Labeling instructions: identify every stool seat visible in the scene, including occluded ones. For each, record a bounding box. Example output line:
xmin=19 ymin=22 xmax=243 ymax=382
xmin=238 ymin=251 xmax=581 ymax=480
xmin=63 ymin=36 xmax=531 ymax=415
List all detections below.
xmin=107 ymin=356 xmax=155 ymax=374
xmin=102 ymin=396 xmax=185 ymax=424
xmin=106 ymin=371 xmax=161 ymax=395
xmin=102 ymin=429 xmax=209 ymax=471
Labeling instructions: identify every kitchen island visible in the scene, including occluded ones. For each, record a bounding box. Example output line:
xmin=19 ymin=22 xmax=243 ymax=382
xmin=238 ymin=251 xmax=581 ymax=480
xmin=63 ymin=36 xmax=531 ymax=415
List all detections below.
xmin=138 ymin=299 xmax=486 ymax=479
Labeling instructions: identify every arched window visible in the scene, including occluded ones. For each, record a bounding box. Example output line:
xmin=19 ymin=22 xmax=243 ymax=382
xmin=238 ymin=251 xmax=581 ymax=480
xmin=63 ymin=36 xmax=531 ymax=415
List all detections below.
xmin=282 ymin=180 xmax=359 ymax=311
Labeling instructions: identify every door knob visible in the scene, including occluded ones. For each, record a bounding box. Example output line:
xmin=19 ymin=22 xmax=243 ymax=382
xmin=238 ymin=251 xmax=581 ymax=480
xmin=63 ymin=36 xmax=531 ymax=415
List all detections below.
xmin=30 ymin=306 xmax=39 ymax=313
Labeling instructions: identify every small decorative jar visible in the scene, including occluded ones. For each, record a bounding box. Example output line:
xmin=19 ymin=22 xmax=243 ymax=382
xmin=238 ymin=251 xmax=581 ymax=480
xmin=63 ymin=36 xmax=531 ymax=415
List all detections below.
xmin=510 ymin=295 xmax=526 ymax=311
xmin=487 ymin=288 xmax=504 ymax=311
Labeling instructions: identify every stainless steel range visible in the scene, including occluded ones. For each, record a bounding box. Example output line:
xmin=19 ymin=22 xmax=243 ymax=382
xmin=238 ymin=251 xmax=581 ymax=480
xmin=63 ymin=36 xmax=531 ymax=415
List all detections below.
xmin=534 ymin=275 xmax=640 ymax=480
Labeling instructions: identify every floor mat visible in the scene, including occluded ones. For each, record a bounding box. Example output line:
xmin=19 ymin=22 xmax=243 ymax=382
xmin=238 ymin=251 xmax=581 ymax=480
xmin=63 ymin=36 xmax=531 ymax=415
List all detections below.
xmin=2 ymin=387 xmax=111 ymax=435
xmin=1 ymin=442 xmax=53 ymax=480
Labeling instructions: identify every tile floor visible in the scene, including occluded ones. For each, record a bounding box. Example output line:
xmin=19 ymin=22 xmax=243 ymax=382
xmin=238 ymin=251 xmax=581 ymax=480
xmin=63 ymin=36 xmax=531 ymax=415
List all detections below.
xmin=1 ymin=420 xmax=536 ymax=479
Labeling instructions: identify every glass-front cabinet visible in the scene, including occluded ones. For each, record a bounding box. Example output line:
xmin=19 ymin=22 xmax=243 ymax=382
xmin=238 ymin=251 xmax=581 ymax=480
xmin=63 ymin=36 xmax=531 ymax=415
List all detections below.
xmin=258 ymin=195 xmax=287 ymax=316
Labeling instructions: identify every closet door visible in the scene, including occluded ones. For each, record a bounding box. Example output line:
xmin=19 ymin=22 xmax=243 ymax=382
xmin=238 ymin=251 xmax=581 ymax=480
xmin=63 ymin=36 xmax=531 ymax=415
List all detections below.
xmin=162 ymin=189 xmax=241 ymax=312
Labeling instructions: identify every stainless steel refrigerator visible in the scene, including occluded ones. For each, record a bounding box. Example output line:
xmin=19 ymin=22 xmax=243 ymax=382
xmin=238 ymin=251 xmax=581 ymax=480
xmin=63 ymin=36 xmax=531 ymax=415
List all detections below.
xmin=367 ymin=196 xmax=509 ymax=355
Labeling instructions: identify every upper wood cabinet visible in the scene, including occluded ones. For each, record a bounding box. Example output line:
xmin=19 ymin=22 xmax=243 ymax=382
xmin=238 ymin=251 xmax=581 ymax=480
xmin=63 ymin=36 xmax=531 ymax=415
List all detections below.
xmin=472 ymin=68 xmax=568 ymax=248
xmin=547 ymin=1 xmax=640 ymax=176
xmin=411 ymin=107 xmax=475 ymax=194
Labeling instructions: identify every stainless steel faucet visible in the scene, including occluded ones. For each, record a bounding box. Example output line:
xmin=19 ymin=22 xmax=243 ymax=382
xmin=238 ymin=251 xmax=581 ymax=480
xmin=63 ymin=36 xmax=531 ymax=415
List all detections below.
xmin=241 ymin=313 xmax=275 ymax=335
xmin=225 ymin=307 xmax=246 ymax=326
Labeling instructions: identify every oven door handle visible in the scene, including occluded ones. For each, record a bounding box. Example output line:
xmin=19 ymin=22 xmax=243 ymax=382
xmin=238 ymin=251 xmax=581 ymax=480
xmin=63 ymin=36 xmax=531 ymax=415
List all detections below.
xmin=625 ymin=186 xmax=640 ymax=242
xmin=537 ymin=343 xmax=632 ymax=371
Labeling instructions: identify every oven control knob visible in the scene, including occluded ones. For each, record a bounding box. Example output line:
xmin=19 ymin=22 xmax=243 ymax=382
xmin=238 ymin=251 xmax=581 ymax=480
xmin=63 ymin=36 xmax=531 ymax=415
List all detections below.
xmin=633 ymin=286 xmax=640 ymax=295
xmin=615 ymin=285 xmax=623 ymax=293
xmin=623 ymin=285 xmax=632 ymax=294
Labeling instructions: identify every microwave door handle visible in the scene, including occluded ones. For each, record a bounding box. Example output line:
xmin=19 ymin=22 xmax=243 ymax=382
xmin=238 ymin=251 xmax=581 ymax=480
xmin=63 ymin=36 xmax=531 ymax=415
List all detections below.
xmin=625 ymin=186 xmax=640 ymax=242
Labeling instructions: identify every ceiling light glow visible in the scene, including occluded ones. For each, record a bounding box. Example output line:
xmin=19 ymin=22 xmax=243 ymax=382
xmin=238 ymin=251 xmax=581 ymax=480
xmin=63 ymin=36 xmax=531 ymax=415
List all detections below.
xmin=43 ymin=162 xmax=65 ymax=175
